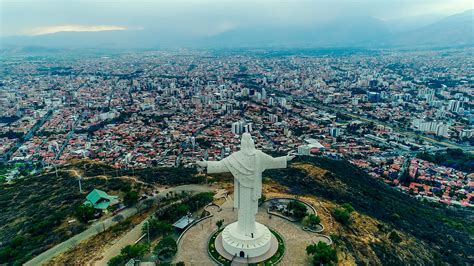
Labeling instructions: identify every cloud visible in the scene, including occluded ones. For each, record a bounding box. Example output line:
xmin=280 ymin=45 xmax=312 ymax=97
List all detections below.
xmin=27 ymin=25 xmax=127 ymax=35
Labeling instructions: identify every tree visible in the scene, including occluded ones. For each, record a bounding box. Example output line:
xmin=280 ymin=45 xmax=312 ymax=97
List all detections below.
xmin=120 ymin=244 xmax=148 ymax=260
xmin=188 ymin=192 xmax=214 ymax=211
xmin=287 ymin=200 xmax=308 ymax=220
xmin=333 ymin=207 xmax=351 ymax=225
xmin=75 ymin=204 xmax=95 ymax=223
xmin=123 ymin=190 xmax=139 ymax=206
xmin=341 ymin=203 xmax=354 ymax=213
xmin=154 ymin=236 xmax=177 ymax=257
xmin=108 ymin=255 xmax=125 ymax=266
xmin=145 ymin=218 xmax=172 ymax=238
xmin=216 ymin=219 xmax=224 ymax=229
xmin=388 ymin=231 xmax=402 ymax=243
xmin=303 ymin=214 xmax=321 ymax=228
xmin=306 ymin=242 xmax=337 ymax=265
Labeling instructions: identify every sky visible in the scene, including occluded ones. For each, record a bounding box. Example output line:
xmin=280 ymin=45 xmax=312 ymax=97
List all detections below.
xmin=0 ymin=0 xmax=472 ymax=37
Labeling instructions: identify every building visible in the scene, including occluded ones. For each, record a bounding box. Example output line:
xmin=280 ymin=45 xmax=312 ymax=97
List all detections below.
xmin=84 ymin=189 xmax=118 ymax=210
xmin=232 ymin=121 xmax=244 ymax=135
xmin=330 ymin=127 xmax=341 ymax=138
xmin=298 ymin=145 xmax=311 ymax=155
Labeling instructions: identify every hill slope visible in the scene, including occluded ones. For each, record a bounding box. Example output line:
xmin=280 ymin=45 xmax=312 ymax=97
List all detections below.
xmin=267 ymin=156 xmax=473 ymax=265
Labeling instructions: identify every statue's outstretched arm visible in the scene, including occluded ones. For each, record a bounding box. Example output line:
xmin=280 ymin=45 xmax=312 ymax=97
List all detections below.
xmin=262 ymin=152 xmax=295 ymax=170
xmin=196 ymin=160 xmax=230 ymax=174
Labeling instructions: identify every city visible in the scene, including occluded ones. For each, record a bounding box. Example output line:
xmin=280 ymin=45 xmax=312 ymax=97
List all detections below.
xmin=2 ymin=49 xmax=472 ymax=207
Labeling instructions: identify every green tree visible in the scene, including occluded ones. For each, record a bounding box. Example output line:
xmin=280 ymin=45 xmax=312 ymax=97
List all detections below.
xmin=341 ymin=203 xmax=354 ymax=213
xmin=123 ymin=190 xmax=139 ymax=206
xmin=154 ymin=236 xmax=177 ymax=257
xmin=75 ymin=204 xmax=95 ymax=223
xmin=120 ymin=243 xmax=148 ymax=260
xmin=108 ymin=255 xmax=125 ymax=266
xmin=306 ymin=242 xmax=338 ymax=265
xmin=287 ymin=200 xmax=308 ymax=220
xmin=303 ymin=214 xmax=321 ymax=228
xmin=144 ymin=219 xmax=172 ymax=238
xmin=333 ymin=207 xmax=351 ymax=225
xmin=388 ymin=231 xmax=402 ymax=243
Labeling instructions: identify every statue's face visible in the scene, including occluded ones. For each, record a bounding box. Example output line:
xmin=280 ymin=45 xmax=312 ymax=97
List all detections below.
xmin=241 ymin=133 xmax=256 ymax=155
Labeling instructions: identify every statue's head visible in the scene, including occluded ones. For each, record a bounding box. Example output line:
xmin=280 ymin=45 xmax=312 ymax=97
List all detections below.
xmin=241 ymin=133 xmax=256 ymax=155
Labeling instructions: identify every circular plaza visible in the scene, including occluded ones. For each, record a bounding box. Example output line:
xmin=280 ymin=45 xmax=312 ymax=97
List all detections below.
xmin=173 ymin=194 xmax=332 ymax=265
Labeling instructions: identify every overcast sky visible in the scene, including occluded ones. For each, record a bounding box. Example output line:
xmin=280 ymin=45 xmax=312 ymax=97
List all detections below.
xmin=1 ymin=0 xmax=472 ymax=37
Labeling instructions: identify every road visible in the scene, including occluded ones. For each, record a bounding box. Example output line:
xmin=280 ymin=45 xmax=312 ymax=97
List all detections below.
xmin=176 ymin=118 xmax=219 ymax=166
xmin=93 ymin=184 xmax=213 ymax=265
xmin=2 ymin=109 xmax=53 ymax=161
xmin=24 ymin=184 xmax=213 ymax=266
xmin=55 ymin=111 xmax=86 ymax=160
xmin=297 ymin=97 xmax=473 ymax=152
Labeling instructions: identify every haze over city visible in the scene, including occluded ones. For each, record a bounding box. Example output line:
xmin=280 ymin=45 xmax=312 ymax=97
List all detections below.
xmin=1 ymin=0 xmax=473 ymax=48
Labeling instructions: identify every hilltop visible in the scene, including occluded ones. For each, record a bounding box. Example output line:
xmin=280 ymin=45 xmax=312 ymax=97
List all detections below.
xmin=1 ymin=157 xmax=472 ymax=265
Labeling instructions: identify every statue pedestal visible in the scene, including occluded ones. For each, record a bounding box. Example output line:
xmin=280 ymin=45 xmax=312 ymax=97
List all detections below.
xmin=221 ymin=222 xmax=272 ymax=258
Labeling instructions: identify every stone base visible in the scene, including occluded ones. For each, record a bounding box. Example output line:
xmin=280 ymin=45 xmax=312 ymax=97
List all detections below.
xmin=215 ymin=231 xmax=279 ymax=264
xmin=221 ymin=222 xmax=272 ymax=259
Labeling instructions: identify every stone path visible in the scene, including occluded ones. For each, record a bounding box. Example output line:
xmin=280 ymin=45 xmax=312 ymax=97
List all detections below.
xmin=174 ymin=196 xmax=323 ymax=265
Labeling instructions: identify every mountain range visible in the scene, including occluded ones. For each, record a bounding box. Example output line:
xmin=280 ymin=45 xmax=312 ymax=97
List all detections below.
xmin=1 ymin=10 xmax=472 ymax=52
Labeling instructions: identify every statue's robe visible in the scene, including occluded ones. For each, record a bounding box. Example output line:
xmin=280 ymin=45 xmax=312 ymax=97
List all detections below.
xmin=207 ymin=150 xmax=287 ymax=236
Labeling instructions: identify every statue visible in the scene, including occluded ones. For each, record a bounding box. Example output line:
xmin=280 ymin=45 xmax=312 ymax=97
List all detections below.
xmin=197 ymin=133 xmax=294 ymax=258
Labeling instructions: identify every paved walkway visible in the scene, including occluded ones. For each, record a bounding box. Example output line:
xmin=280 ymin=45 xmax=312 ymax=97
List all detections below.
xmin=174 ymin=196 xmax=320 ymax=265
xmin=26 ymin=184 xmax=213 ymax=266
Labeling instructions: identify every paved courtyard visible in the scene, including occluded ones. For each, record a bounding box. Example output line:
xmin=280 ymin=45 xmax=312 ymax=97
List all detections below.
xmin=174 ymin=195 xmax=326 ymax=265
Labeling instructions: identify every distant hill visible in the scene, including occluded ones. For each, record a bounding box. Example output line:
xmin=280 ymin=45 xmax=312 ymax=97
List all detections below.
xmin=390 ymin=9 xmax=474 ymax=47
xmin=1 ymin=10 xmax=472 ymax=52
xmin=267 ymin=156 xmax=473 ymax=265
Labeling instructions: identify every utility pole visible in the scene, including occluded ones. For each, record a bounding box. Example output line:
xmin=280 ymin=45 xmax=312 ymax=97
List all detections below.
xmin=147 ymin=220 xmax=151 ymax=251
xmin=78 ymin=175 xmax=83 ymax=193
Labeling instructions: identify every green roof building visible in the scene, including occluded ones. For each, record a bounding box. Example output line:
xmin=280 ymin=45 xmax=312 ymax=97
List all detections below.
xmin=84 ymin=189 xmax=118 ymax=210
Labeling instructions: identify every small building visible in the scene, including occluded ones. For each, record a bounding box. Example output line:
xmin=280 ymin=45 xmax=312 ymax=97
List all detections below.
xmin=84 ymin=189 xmax=118 ymax=210
xmin=172 ymin=215 xmax=195 ymax=231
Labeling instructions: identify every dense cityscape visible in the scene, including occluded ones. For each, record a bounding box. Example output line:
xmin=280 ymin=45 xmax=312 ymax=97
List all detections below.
xmin=1 ymin=48 xmax=472 ymax=208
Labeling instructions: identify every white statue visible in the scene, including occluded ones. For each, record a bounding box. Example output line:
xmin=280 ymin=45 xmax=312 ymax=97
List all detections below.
xmin=197 ymin=133 xmax=294 ymax=258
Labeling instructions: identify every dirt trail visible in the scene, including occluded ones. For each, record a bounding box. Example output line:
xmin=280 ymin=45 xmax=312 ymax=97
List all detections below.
xmin=66 ymin=169 xmax=147 ymax=185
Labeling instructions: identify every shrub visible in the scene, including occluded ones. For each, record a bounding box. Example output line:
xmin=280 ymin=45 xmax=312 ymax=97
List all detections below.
xmin=333 ymin=207 xmax=351 ymax=225
xmin=144 ymin=218 xmax=172 ymax=239
xmin=155 ymin=236 xmax=177 ymax=253
xmin=108 ymin=255 xmax=125 ymax=266
xmin=306 ymin=242 xmax=337 ymax=265
xmin=303 ymin=214 xmax=321 ymax=228
xmin=154 ymin=236 xmax=177 ymax=259
xmin=75 ymin=204 xmax=96 ymax=223
xmin=188 ymin=192 xmax=214 ymax=212
xmin=123 ymin=190 xmax=139 ymax=206
xmin=287 ymin=200 xmax=308 ymax=220
xmin=120 ymin=243 xmax=148 ymax=260
xmin=389 ymin=231 xmax=402 ymax=243
xmin=341 ymin=203 xmax=354 ymax=213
